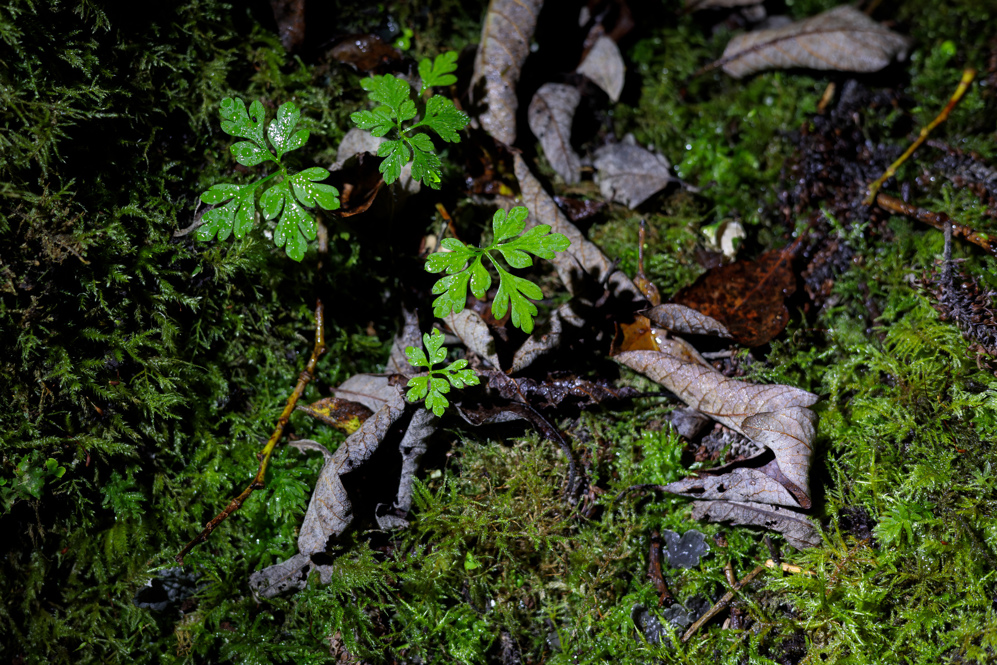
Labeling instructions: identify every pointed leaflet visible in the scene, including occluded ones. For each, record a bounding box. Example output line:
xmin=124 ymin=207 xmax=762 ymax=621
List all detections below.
xmin=718 ymin=6 xmax=910 ymax=79
xmin=528 ymin=83 xmax=582 ymax=184
xmin=471 ymin=0 xmax=543 ymax=145
xmin=690 ymin=501 xmax=822 ymax=550
xmin=197 ymin=183 xmax=257 ymax=241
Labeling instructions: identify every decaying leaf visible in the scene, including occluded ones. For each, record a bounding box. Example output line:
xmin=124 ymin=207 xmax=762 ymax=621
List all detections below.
xmin=719 ymin=6 xmax=910 ymax=79
xmin=296 ymin=397 xmax=373 ymax=435
xmin=645 ymin=303 xmax=731 ymax=339
xmin=377 ymin=408 xmax=437 ymax=530
xmin=690 ymin=500 xmax=822 ymax=549
xmin=615 ymin=334 xmax=817 ymax=507
xmin=672 ymin=245 xmax=796 ymax=347
xmin=576 ymin=35 xmax=625 ymax=102
xmin=387 ymin=307 xmax=423 ymax=377
xmin=328 ymin=34 xmax=404 ymax=73
xmin=528 ymin=83 xmax=583 ymax=184
xmin=445 ymin=309 xmax=501 ymax=369
xmin=662 ymin=464 xmax=800 ymax=507
xmin=471 ymin=0 xmax=544 ymax=145
xmin=594 ymin=136 xmax=677 ymax=208
xmin=509 ymin=301 xmax=585 ymax=372
xmin=515 ymin=153 xmax=640 ymax=302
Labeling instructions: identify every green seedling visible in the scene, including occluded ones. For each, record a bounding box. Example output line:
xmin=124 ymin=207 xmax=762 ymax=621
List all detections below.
xmin=197 ymin=98 xmax=340 ymax=261
xmin=350 ymin=52 xmax=468 ymax=189
xmin=426 ymin=206 xmax=570 ymax=334
xmin=405 ymin=328 xmax=480 ymax=416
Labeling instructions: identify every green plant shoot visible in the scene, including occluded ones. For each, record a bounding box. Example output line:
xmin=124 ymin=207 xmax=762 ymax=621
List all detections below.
xmin=426 ymin=206 xmax=570 ymax=334
xmin=197 ymin=98 xmax=340 ymax=261
xmin=405 ymin=329 xmax=479 ymax=416
xmin=350 ymin=52 xmax=468 ymax=189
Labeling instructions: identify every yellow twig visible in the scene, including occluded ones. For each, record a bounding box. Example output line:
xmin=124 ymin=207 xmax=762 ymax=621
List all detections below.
xmin=864 ymin=68 xmax=976 ymax=204
xmin=176 ymin=300 xmax=327 ymax=564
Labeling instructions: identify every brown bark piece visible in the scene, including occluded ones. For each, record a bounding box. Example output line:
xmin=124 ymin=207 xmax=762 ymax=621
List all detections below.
xmin=672 ymin=246 xmax=795 ymax=347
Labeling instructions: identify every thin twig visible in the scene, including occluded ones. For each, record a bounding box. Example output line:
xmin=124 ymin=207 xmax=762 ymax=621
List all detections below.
xmin=874 ymin=193 xmax=997 ymax=254
xmin=649 ymin=530 xmax=675 ymax=606
xmin=681 ymin=564 xmax=766 ymax=643
xmin=864 ymin=68 xmax=976 ymax=204
xmin=176 ymin=301 xmax=327 ymax=564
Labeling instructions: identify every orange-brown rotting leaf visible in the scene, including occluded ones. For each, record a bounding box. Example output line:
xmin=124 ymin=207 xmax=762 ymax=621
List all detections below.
xmin=672 ymin=245 xmax=797 ymax=347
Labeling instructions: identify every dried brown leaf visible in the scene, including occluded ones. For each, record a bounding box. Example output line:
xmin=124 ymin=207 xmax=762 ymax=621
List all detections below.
xmin=471 ymin=0 xmax=544 ymax=145
xmin=690 ymin=500 xmax=822 ymax=549
xmin=615 ymin=340 xmax=817 ymax=506
xmin=387 ymin=307 xmax=423 ymax=377
xmin=645 ymin=303 xmax=731 ymax=338
xmin=719 ymin=6 xmax=909 ymax=79
xmin=594 ymin=138 xmax=676 ymax=208
xmin=528 ymin=83 xmax=583 ymax=184
xmin=576 ymin=35 xmax=625 ymax=102
xmin=672 ymin=246 xmax=796 ymax=347
xmin=515 ymin=153 xmax=640 ymax=302
xmin=663 ymin=465 xmax=799 ymax=506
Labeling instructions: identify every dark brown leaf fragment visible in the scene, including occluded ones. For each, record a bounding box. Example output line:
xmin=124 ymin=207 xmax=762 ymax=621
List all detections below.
xmin=690 ymin=500 xmax=821 ymax=549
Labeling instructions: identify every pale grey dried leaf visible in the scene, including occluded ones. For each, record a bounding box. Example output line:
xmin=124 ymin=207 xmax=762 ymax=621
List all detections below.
xmin=514 ymin=153 xmax=640 ymax=302
xmin=576 ymin=35 xmax=625 ymax=102
xmin=333 ymin=374 xmax=402 ymax=413
xmin=509 ymin=301 xmax=585 ymax=373
xmin=690 ymin=500 xmax=822 ymax=549
xmin=528 ymin=83 xmax=582 ymax=184
xmin=720 ymin=6 xmax=910 ymax=79
xmin=296 ymin=395 xmax=406 ymax=557
xmin=445 ymin=309 xmax=501 ymax=369
xmin=387 ymin=307 xmax=423 ymax=377
xmin=471 ymin=0 xmax=543 ymax=145
xmin=250 ymin=552 xmax=331 ymax=599
xmin=685 ymin=0 xmax=762 ymax=10
xmin=594 ymin=139 xmax=676 ymax=208
xmin=662 ymin=466 xmax=799 ymax=506
xmin=380 ymin=408 xmax=437 ymax=529
xmin=662 ymin=529 xmax=709 ymax=568
xmin=616 ymin=341 xmax=817 ymax=505
xmin=646 ymin=303 xmax=731 ymax=338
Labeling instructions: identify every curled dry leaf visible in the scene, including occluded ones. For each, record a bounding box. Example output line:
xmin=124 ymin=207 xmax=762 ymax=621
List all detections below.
xmin=377 ymin=408 xmax=437 ymax=530
xmin=515 ymin=153 xmax=640 ymax=302
xmin=445 ymin=309 xmax=501 ymax=369
xmin=672 ymin=245 xmax=796 ymax=347
xmin=615 ymin=333 xmax=817 ymax=506
xmin=387 ymin=307 xmax=423 ymax=377
xmin=690 ymin=500 xmax=822 ymax=550
xmin=471 ymin=0 xmax=544 ymax=145
xmin=645 ymin=303 xmax=731 ymax=339
xmin=662 ymin=465 xmax=800 ymax=507
xmin=594 ymin=137 xmax=677 ymax=208
xmin=719 ymin=6 xmax=910 ymax=79
xmin=509 ymin=301 xmax=585 ymax=372
xmin=528 ymin=83 xmax=583 ymax=184
xmin=576 ymin=35 xmax=625 ymax=102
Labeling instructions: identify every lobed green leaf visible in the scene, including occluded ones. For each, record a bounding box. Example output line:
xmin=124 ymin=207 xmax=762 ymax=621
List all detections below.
xmin=431 ymin=272 xmax=471 ymax=318
xmin=377 ymin=139 xmax=410 ymax=184
xmin=361 ymin=75 xmax=412 ymax=118
xmin=407 ymin=133 xmax=442 ymax=189
xmin=416 ymin=95 xmax=468 ymax=143
xmin=406 ymin=376 xmax=430 ymax=401
xmin=418 ymin=52 xmax=459 ymax=93
xmin=351 ymin=107 xmax=395 ymax=137
xmin=268 ymin=101 xmax=303 ymax=157
xmin=492 ymin=206 xmax=529 ymax=243
xmin=290 ymin=168 xmax=340 ymax=211
xmin=219 ymin=97 xmax=267 ymax=146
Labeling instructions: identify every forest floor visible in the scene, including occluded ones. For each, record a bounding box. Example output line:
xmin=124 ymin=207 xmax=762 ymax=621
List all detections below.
xmin=2 ymin=0 xmax=997 ymax=663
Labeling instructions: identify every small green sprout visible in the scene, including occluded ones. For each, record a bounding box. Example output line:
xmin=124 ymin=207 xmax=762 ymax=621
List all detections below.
xmin=426 ymin=206 xmax=570 ymax=334
xmin=350 ymin=52 xmax=468 ymax=189
xmin=198 ymin=98 xmax=340 ymax=261
xmin=405 ymin=328 xmax=480 ymax=416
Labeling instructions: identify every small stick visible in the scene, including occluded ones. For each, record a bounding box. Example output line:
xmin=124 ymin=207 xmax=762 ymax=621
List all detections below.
xmin=681 ymin=564 xmax=765 ymax=643
xmin=634 ymin=219 xmax=661 ymax=306
xmin=649 ymin=531 xmax=675 ymax=606
xmin=864 ymin=68 xmax=977 ymax=204
xmin=176 ymin=301 xmax=327 ymax=564
xmin=875 ymin=192 xmax=997 ymax=253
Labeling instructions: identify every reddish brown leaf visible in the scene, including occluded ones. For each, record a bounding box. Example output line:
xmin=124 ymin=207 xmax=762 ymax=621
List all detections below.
xmin=328 ymin=34 xmax=404 ymax=73
xmin=672 ymin=245 xmax=797 ymax=347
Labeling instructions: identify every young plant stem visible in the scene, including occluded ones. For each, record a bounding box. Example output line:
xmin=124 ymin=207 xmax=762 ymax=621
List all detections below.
xmin=176 ymin=300 xmax=327 ymax=564
xmin=863 ymin=68 xmax=977 ymax=204
xmin=681 ymin=563 xmax=766 ymax=643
